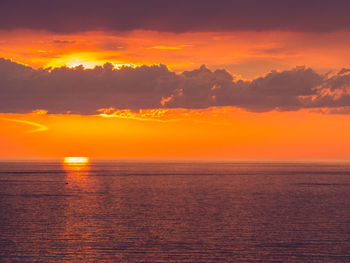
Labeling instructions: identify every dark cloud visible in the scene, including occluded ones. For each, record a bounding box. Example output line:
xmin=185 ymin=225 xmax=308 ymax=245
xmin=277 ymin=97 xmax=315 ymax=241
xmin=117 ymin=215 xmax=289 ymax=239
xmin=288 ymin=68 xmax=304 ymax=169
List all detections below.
xmin=2 ymin=58 xmax=350 ymax=114
xmin=1 ymin=0 xmax=350 ymax=33
xmin=307 ymin=70 xmax=350 ymax=109
xmin=52 ymin=40 xmax=76 ymax=45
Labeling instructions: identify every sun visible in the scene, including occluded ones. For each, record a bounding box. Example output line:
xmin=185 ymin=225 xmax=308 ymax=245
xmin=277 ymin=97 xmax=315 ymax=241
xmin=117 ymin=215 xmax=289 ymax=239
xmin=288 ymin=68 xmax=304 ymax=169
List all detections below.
xmin=63 ymin=157 xmax=90 ymax=165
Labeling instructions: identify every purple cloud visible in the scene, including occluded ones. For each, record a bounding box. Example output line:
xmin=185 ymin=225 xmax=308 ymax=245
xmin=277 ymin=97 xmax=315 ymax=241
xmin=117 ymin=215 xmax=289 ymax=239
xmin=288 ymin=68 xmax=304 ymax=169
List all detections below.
xmin=2 ymin=58 xmax=350 ymax=114
xmin=1 ymin=0 xmax=350 ymax=33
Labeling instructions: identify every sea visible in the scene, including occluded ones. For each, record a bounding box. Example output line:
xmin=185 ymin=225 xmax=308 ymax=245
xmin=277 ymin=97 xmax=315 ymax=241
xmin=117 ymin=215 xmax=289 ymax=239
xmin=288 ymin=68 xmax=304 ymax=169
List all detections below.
xmin=0 ymin=159 xmax=350 ymax=262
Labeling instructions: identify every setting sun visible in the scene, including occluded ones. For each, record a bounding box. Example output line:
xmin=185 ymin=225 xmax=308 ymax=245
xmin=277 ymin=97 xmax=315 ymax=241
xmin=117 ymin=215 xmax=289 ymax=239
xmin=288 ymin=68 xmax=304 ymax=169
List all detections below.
xmin=63 ymin=156 xmax=89 ymax=164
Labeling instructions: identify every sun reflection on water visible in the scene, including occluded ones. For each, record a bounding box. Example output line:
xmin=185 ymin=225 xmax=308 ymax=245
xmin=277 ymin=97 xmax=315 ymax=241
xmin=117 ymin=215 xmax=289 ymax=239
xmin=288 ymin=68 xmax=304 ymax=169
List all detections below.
xmin=62 ymin=156 xmax=92 ymax=193
xmin=63 ymin=157 xmax=90 ymax=174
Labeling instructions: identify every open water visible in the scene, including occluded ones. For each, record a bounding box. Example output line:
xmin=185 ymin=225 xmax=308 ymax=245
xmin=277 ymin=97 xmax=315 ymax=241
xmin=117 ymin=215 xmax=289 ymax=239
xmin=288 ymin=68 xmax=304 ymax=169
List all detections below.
xmin=0 ymin=159 xmax=350 ymax=262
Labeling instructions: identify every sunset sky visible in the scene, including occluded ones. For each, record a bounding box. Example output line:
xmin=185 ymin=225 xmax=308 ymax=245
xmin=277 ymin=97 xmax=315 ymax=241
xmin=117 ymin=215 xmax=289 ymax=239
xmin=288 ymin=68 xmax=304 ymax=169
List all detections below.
xmin=1 ymin=0 xmax=350 ymax=158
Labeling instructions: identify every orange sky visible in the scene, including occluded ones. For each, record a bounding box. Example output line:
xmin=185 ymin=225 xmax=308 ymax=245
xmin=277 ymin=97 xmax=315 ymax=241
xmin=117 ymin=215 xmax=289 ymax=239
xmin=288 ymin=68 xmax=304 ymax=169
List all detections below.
xmin=1 ymin=30 xmax=350 ymax=78
xmin=1 ymin=108 xmax=350 ymax=159
xmin=2 ymin=29 xmax=350 ymax=158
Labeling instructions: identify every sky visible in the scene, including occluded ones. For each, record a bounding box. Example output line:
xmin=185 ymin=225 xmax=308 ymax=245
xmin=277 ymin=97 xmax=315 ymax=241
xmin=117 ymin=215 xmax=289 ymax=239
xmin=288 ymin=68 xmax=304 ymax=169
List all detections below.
xmin=1 ymin=0 xmax=350 ymax=158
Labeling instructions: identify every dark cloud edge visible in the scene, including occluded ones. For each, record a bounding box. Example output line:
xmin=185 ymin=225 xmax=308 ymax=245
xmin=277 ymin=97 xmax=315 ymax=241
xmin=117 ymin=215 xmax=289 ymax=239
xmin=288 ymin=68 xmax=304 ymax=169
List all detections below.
xmin=1 ymin=0 xmax=350 ymax=33
xmin=1 ymin=58 xmax=350 ymax=115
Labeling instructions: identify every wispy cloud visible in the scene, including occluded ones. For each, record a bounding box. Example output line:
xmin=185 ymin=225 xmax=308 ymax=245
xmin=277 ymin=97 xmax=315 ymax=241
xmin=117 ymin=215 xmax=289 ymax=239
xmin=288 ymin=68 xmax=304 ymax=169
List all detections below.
xmin=97 ymin=108 xmax=219 ymax=125
xmin=150 ymin=45 xmax=192 ymax=50
xmin=0 ymin=117 xmax=48 ymax=133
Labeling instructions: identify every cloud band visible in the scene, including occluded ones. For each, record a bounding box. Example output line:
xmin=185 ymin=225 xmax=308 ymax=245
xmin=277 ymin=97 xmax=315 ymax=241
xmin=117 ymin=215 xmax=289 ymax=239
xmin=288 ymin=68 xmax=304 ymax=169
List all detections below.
xmin=1 ymin=58 xmax=350 ymax=114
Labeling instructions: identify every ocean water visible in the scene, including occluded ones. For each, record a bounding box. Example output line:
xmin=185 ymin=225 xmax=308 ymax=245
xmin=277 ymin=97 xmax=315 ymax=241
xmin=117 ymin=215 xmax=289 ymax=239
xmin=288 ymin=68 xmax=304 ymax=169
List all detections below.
xmin=0 ymin=159 xmax=350 ymax=262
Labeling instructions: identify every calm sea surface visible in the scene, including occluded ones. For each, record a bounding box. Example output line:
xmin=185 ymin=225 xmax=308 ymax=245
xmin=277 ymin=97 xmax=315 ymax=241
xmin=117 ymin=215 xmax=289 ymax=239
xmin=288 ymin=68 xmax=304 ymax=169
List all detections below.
xmin=1 ymin=160 xmax=350 ymax=262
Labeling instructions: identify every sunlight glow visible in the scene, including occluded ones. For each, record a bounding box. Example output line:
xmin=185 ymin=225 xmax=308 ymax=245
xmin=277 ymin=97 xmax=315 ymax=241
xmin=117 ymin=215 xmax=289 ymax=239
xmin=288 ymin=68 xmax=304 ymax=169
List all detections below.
xmin=44 ymin=52 xmax=137 ymax=70
xmin=64 ymin=157 xmax=90 ymax=164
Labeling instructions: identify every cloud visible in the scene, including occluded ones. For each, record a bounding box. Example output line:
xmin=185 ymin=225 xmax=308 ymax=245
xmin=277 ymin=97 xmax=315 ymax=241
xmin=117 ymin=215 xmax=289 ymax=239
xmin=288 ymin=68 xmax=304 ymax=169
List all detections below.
xmin=150 ymin=45 xmax=192 ymax=50
xmin=1 ymin=0 xmax=350 ymax=33
xmin=0 ymin=117 xmax=48 ymax=133
xmin=53 ymin=40 xmax=76 ymax=45
xmin=1 ymin=58 xmax=350 ymax=114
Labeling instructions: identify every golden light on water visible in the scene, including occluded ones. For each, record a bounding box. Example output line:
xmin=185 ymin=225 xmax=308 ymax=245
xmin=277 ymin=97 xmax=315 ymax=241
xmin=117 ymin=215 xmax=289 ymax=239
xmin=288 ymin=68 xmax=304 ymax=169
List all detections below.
xmin=63 ymin=157 xmax=90 ymax=173
xmin=63 ymin=157 xmax=90 ymax=185
xmin=63 ymin=157 xmax=90 ymax=165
